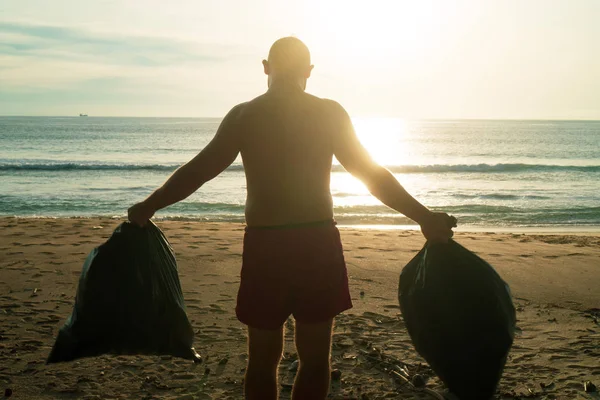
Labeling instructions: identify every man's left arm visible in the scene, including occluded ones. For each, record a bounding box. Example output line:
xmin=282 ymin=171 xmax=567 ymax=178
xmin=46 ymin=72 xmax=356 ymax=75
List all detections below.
xmin=129 ymin=104 xmax=244 ymax=224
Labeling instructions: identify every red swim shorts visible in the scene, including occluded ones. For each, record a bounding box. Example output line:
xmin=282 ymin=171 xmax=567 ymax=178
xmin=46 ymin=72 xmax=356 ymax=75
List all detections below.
xmin=236 ymin=220 xmax=353 ymax=330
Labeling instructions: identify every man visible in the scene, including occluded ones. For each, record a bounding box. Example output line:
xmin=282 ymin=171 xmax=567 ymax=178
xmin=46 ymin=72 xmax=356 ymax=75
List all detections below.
xmin=128 ymin=37 xmax=455 ymax=400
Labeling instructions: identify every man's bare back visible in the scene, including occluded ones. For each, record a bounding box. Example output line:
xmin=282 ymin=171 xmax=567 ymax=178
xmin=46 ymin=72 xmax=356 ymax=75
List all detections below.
xmin=233 ymin=88 xmax=340 ymax=226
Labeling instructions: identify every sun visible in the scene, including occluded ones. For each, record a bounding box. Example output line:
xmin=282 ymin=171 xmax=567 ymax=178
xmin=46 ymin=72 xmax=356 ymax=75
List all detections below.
xmin=331 ymin=117 xmax=415 ymax=198
xmin=353 ymin=117 xmax=410 ymax=165
xmin=301 ymin=1 xmax=444 ymax=67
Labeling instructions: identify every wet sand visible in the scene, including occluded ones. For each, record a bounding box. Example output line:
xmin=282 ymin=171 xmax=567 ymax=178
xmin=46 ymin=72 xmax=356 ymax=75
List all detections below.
xmin=0 ymin=217 xmax=598 ymax=399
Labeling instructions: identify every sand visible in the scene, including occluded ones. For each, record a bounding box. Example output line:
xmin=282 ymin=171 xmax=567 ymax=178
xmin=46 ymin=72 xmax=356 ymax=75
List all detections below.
xmin=0 ymin=217 xmax=598 ymax=399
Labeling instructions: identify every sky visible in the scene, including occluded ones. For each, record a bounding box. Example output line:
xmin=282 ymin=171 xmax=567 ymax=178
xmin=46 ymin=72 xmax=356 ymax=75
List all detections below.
xmin=1 ymin=0 xmax=599 ymax=119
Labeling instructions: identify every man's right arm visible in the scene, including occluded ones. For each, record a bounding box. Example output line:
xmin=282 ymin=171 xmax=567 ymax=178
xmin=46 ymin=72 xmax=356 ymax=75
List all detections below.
xmin=328 ymin=100 xmax=455 ymax=239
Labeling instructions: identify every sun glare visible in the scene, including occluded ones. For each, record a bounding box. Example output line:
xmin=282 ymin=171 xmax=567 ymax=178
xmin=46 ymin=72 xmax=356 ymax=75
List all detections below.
xmin=353 ymin=117 xmax=409 ymax=166
xmin=303 ymin=0 xmax=444 ymax=67
xmin=332 ymin=117 xmax=415 ymax=200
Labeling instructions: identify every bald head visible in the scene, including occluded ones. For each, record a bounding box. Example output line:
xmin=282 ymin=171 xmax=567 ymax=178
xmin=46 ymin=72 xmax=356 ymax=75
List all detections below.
xmin=263 ymin=37 xmax=313 ymax=86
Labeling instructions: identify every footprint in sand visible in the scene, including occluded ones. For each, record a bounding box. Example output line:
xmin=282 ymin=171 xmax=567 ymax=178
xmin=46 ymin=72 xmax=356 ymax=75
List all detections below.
xmin=209 ymin=304 xmax=227 ymax=314
xmin=4 ymin=260 xmax=25 ymax=268
xmin=371 ymin=296 xmax=391 ymax=301
xmin=356 ymin=277 xmax=374 ymax=283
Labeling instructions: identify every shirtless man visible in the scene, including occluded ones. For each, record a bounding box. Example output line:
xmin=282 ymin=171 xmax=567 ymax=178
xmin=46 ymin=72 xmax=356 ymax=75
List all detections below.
xmin=128 ymin=37 xmax=456 ymax=400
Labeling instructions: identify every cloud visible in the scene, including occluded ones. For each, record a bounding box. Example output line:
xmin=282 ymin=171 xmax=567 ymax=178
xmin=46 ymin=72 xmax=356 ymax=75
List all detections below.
xmin=0 ymin=21 xmax=251 ymax=65
xmin=0 ymin=20 xmax=258 ymax=91
xmin=0 ymin=20 xmax=266 ymax=116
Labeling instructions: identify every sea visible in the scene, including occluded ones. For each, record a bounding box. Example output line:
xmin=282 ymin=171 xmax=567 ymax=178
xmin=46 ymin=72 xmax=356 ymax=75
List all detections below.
xmin=1 ymin=117 xmax=599 ymax=231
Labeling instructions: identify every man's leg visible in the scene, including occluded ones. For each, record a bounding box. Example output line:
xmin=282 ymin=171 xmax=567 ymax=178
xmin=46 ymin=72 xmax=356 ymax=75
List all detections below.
xmin=292 ymin=318 xmax=334 ymax=400
xmin=245 ymin=325 xmax=284 ymax=400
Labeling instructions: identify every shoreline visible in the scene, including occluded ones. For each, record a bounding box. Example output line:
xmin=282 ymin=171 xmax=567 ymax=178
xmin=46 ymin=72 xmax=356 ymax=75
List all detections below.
xmin=3 ymin=216 xmax=600 ymax=234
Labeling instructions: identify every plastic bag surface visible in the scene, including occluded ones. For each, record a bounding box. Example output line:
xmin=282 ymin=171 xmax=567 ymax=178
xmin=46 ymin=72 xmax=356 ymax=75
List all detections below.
xmin=399 ymin=240 xmax=516 ymax=399
xmin=47 ymin=221 xmax=201 ymax=363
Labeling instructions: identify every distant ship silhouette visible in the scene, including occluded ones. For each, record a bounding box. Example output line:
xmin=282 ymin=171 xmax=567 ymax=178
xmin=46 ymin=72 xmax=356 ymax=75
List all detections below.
xmin=79 ymin=113 xmax=88 ymax=117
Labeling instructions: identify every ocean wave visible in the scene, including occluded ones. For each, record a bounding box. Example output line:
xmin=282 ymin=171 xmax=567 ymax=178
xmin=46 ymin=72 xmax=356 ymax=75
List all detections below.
xmin=0 ymin=162 xmax=182 ymax=171
xmin=2 ymin=162 xmax=599 ymax=173
xmin=452 ymin=194 xmax=552 ymax=200
xmin=337 ymin=204 xmax=600 ymax=220
xmin=374 ymin=163 xmax=600 ymax=173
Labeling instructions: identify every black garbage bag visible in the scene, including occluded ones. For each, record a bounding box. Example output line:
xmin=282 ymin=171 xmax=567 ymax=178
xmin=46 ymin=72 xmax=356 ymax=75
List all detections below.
xmin=399 ymin=240 xmax=516 ymax=400
xmin=47 ymin=221 xmax=201 ymax=363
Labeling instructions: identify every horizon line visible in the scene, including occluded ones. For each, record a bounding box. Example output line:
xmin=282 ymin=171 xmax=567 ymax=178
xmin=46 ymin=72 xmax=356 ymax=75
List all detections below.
xmin=1 ymin=115 xmax=600 ymax=122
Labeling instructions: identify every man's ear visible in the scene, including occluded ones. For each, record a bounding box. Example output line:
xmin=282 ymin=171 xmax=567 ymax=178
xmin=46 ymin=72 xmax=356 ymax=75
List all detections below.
xmin=305 ymin=64 xmax=314 ymax=79
xmin=262 ymin=60 xmax=269 ymax=75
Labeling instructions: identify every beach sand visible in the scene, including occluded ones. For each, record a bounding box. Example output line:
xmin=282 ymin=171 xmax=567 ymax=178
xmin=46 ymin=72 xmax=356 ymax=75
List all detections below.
xmin=0 ymin=217 xmax=598 ymax=399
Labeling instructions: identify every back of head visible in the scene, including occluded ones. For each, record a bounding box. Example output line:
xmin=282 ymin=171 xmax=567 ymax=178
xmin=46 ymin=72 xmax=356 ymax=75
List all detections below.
xmin=267 ymin=37 xmax=311 ymax=76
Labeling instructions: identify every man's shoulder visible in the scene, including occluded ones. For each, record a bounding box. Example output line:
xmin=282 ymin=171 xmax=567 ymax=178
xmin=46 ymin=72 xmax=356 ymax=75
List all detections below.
xmin=232 ymin=95 xmax=268 ymax=115
xmin=303 ymin=93 xmax=338 ymax=106
xmin=223 ymin=101 xmax=253 ymax=124
xmin=229 ymin=101 xmax=250 ymax=114
xmin=302 ymin=93 xmax=347 ymax=115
